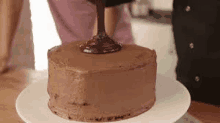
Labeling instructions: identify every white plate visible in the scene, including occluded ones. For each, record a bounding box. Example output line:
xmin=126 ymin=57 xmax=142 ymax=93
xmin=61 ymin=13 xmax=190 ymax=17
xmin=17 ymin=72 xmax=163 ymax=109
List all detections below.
xmin=16 ymin=74 xmax=190 ymax=123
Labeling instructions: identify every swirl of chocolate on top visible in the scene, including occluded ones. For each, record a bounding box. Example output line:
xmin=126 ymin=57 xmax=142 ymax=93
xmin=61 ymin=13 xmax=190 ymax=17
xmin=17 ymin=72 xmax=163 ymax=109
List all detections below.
xmin=80 ymin=0 xmax=122 ymax=54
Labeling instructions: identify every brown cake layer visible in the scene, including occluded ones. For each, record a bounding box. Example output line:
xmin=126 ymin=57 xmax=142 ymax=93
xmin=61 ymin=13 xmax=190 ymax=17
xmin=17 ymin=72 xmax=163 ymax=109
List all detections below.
xmin=47 ymin=41 xmax=157 ymax=122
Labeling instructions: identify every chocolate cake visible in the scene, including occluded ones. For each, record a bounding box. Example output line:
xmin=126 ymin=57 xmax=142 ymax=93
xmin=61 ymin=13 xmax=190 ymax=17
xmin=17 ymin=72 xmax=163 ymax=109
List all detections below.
xmin=47 ymin=0 xmax=156 ymax=122
xmin=47 ymin=40 xmax=157 ymax=122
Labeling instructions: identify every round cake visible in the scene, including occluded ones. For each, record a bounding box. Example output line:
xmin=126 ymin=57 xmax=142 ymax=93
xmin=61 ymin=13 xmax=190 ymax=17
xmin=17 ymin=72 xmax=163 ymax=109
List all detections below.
xmin=47 ymin=40 xmax=157 ymax=122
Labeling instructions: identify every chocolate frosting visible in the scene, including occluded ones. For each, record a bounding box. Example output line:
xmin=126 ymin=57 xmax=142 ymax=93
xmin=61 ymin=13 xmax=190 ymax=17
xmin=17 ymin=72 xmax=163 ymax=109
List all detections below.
xmin=47 ymin=41 xmax=157 ymax=122
xmin=80 ymin=0 xmax=122 ymax=54
xmin=79 ymin=34 xmax=122 ymax=54
xmin=48 ymin=41 xmax=156 ymax=72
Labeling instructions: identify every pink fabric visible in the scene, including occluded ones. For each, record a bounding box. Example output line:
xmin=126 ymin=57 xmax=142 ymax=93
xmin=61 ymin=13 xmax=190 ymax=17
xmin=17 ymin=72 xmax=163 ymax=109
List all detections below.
xmin=47 ymin=0 xmax=134 ymax=44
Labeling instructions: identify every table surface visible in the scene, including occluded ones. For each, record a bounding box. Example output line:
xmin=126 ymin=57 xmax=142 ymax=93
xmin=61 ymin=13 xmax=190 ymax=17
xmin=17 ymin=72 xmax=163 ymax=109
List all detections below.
xmin=0 ymin=67 xmax=219 ymax=123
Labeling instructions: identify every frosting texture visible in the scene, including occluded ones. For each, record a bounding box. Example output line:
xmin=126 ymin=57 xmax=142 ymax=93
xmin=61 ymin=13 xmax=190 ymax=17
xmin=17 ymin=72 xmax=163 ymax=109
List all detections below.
xmin=47 ymin=41 xmax=157 ymax=122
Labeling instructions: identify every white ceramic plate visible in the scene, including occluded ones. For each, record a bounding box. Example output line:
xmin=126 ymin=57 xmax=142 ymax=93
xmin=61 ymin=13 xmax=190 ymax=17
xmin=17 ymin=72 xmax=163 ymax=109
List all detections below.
xmin=16 ymin=74 xmax=190 ymax=123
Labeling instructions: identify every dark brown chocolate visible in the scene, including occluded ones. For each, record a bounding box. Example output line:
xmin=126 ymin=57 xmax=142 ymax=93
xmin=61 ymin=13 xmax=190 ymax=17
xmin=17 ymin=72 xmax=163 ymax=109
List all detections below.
xmin=80 ymin=34 xmax=122 ymax=54
xmin=80 ymin=0 xmax=122 ymax=54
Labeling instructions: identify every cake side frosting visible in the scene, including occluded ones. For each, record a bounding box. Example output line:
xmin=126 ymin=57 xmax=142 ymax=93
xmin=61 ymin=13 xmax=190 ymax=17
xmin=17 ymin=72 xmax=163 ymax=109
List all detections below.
xmin=47 ymin=41 xmax=157 ymax=122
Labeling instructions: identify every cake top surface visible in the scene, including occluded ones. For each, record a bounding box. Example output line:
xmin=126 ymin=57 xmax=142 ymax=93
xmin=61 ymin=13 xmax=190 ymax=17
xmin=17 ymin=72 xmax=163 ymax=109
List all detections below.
xmin=48 ymin=41 xmax=156 ymax=73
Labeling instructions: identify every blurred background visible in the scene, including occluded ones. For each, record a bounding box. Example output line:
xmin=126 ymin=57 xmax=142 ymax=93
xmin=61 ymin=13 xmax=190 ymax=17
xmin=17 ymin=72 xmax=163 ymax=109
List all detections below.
xmin=14 ymin=0 xmax=176 ymax=78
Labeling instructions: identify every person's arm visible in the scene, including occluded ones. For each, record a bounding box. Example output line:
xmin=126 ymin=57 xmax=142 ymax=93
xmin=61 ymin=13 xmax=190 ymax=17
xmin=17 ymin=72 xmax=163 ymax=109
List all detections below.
xmin=93 ymin=6 xmax=118 ymax=37
xmin=0 ymin=0 xmax=24 ymax=73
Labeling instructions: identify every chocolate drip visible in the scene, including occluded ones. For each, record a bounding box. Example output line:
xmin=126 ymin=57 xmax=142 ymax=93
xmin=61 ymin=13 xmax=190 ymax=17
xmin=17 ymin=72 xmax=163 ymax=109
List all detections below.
xmin=80 ymin=0 xmax=122 ymax=54
xmin=97 ymin=0 xmax=105 ymax=34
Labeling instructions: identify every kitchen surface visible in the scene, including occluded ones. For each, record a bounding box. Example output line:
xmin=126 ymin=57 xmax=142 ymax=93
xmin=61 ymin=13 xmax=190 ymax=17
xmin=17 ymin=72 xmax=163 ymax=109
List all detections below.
xmin=1 ymin=0 xmax=220 ymax=123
